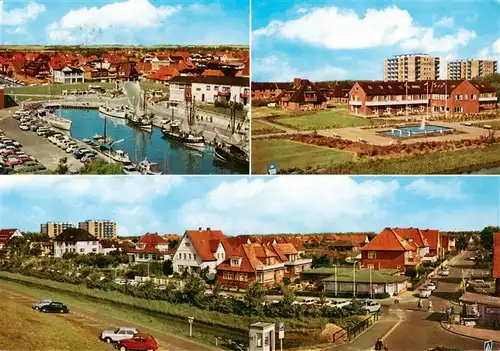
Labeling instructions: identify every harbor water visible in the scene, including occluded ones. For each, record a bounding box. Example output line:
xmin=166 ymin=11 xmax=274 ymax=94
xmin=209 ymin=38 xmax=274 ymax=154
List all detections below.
xmin=59 ymin=108 xmax=247 ymax=174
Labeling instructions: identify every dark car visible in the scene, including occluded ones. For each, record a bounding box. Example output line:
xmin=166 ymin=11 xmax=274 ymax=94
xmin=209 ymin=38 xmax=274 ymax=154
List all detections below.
xmin=39 ymin=302 xmax=69 ymax=313
xmin=115 ymin=333 xmax=159 ymax=351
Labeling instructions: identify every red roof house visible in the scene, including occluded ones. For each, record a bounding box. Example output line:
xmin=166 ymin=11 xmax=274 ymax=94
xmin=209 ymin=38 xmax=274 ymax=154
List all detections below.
xmin=0 ymin=229 xmax=23 ymax=249
xmin=127 ymin=233 xmax=174 ymax=263
xmin=360 ymin=228 xmax=421 ymax=273
xmin=494 ymin=233 xmax=500 ymax=297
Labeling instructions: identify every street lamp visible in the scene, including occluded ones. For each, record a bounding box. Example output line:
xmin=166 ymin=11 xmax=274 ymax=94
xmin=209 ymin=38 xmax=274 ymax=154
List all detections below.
xmin=369 ymin=266 xmax=373 ymax=299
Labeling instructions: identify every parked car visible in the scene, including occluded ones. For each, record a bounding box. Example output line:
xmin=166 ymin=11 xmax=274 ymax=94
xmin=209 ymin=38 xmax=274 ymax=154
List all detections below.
xmin=419 ymin=288 xmax=432 ymax=298
xmin=32 ymin=298 xmax=52 ymax=311
xmin=38 ymin=302 xmax=69 ymax=313
xmin=303 ymin=298 xmax=318 ymax=305
xmin=115 ymin=333 xmax=159 ymax=351
xmin=326 ymin=300 xmax=351 ymax=308
xmin=423 ymin=282 xmax=438 ymax=291
xmin=440 ymin=269 xmax=450 ymax=276
xmin=100 ymin=327 xmax=139 ymax=344
xmin=360 ymin=300 xmax=381 ymax=313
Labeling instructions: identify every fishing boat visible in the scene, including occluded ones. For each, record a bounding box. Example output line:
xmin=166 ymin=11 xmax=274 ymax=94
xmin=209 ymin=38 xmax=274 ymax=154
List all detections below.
xmin=42 ymin=113 xmax=72 ymax=131
xmin=125 ymin=84 xmax=153 ymax=132
xmin=98 ymin=104 xmax=128 ymax=119
xmin=107 ymin=149 xmax=131 ymax=163
xmin=161 ymin=96 xmax=205 ymax=150
xmin=137 ymin=158 xmax=162 ymax=175
xmin=121 ymin=161 xmax=141 ymax=175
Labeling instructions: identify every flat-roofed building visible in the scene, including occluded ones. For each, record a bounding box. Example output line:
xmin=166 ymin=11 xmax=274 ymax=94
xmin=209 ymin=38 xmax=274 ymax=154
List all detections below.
xmin=40 ymin=222 xmax=74 ymax=238
xmin=447 ymin=59 xmax=498 ymax=80
xmin=78 ymin=220 xmax=117 ymax=240
xmin=384 ymin=54 xmax=440 ymax=82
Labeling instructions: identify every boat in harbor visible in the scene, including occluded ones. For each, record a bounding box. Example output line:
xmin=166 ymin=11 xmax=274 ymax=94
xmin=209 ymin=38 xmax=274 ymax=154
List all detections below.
xmin=107 ymin=149 xmax=130 ymax=163
xmin=161 ymin=96 xmax=205 ymax=150
xmin=98 ymin=104 xmax=129 ymax=119
xmin=137 ymin=158 xmax=162 ymax=175
xmin=122 ymin=162 xmax=141 ymax=175
xmin=124 ymin=82 xmax=153 ymax=132
xmin=42 ymin=113 xmax=72 ymax=131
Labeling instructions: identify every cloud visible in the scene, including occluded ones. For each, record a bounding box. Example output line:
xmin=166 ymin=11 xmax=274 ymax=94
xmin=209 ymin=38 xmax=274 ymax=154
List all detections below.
xmin=435 ymin=16 xmax=454 ymax=27
xmin=0 ymin=176 xmax=183 ymax=204
xmin=46 ymin=0 xmax=181 ymax=44
xmin=177 ymin=176 xmax=400 ymax=234
xmin=404 ymin=179 xmax=465 ymax=200
xmin=0 ymin=0 xmax=46 ymax=26
xmin=5 ymin=27 xmax=26 ymax=34
xmin=254 ymin=5 xmax=476 ymax=53
xmin=253 ymin=55 xmax=348 ymax=81
xmin=476 ymin=38 xmax=500 ymax=61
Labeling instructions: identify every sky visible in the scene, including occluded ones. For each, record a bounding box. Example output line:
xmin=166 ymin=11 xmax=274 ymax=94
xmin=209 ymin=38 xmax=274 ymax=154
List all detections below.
xmin=1 ymin=176 xmax=499 ymax=236
xmin=0 ymin=0 xmax=249 ymax=46
xmin=252 ymin=0 xmax=500 ymax=81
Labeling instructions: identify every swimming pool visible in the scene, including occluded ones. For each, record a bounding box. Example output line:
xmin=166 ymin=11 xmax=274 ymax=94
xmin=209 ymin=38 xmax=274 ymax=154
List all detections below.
xmin=384 ymin=125 xmax=454 ymax=137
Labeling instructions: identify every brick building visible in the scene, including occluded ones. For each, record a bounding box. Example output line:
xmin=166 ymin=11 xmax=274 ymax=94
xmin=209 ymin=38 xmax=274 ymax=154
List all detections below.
xmin=251 ymin=82 xmax=290 ymax=100
xmin=494 ymin=232 xmax=500 ymax=297
xmin=349 ymin=80 xmax=497 ymax=117
xmin=276 ymin=78 xmax=328 ymax=110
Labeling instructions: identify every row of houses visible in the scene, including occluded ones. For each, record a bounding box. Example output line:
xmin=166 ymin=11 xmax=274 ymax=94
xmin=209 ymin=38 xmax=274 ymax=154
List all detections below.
xmin=251 ymin=78 xmax=498 ymax=115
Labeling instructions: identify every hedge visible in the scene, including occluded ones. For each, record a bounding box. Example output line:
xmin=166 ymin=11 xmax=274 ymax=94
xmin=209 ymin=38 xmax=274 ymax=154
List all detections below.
xmin=296 ymin=291 xmax=390 ymax=299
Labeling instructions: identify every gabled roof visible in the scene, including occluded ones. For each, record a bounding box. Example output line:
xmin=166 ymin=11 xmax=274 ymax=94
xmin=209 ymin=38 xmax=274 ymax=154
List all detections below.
xmin=278 ymin=79 xmax=327 ymax=104
xmin=493 ymin=232 xmax=500 ymax=279
xmin=392 ymin=228 xmax=429 ymax=248
xmin=421 ymin=229 xmax=440 ymax=250
xmin=469 ymin=81 xmax=496 ymax=93
xmin=128 ymin=233 xmax=170 ymax=254
xmin=217 ymin=243 xmax=285 ymax=273
xmin=336 ymin=234 xmax=368 ymax=245
xmin=0 ymin=229 xmax=21 ymax=244
xmin=185 ymin=229 xmax=232 ymax=261
xmin=360 ymin=228 xmax=414 ymax=252
xmin=54 ymin=228 xmax=97 ymax=242
xmin=202 ymin=69 xmax=224 ymax=77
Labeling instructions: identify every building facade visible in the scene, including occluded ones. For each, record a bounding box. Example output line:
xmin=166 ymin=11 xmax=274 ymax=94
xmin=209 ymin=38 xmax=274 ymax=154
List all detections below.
xmin=40 ymin=222 xmax=74 ymax=238
xmin=276 ymin=78 xmax=328 ymax=111
xmin=0 ymin=229 xmax=23 ymax=249
xmin=78 ymin=220 xmax=117 ymax=240
xmin=447 ymin=60 xmax=498 ymax=80
xmin=127 ymin=233 xmax=173 ymax=263
xmin=349 ymin=80 xmax=497 ymax=117
xmin=53 ymin=228 xmax=99 ymax=258
xmin=384 ymin=54 xmax=440 ymax=82
xmin=52 ymin=66 xmax=85 ymax=84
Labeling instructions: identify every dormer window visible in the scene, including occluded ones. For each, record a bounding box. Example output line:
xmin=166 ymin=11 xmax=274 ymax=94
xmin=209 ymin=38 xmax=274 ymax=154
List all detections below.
xmin=136 ymin=243 xmax=146 ymax=250
xmin=185 ymin=242 xmax=190 ymax=247
xmin=230 ymin=257 xmax=242 ymax=267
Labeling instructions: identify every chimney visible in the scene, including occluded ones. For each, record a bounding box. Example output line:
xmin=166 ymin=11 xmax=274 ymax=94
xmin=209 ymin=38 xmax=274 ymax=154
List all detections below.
xmin=293 ymin=77 xmax=302 ymax=88
xmin=207 ymin=227 xmax=211 ymax=231
xmin=198 ymin=227 xmax=202 ymax=231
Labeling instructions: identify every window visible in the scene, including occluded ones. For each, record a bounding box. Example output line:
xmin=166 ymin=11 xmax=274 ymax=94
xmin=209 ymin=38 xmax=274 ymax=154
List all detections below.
xmin=265 ymin=335 xmax=269 ymax=346
xmin=80 ymin=248 xmax=85 ymax=253
xmin=193 ymin=254 xmax=197 ymax=260
xmin=256 ymin=333 xmax=262 ymax=347
xmin=223 ymin=272 xmax=234 ymax=280
xmin=206 ymin=86 xmax=211 ymax=91
xmin=178 ymin=253 xmax=181 ymax=259
xmin=214 ymin=86 xmax=219 ymax=91
xmin=368 ymin=251 xmax=376 ymax=259
xmin=185 ymin=242 xmax=190 ymax=247
xmin=92 ymin=248 xmax=97 ymax=252
xmin=196 ymin=88 xmax=201 ymax=91
xmin=189 ymin=254 xmax=192 ymax=260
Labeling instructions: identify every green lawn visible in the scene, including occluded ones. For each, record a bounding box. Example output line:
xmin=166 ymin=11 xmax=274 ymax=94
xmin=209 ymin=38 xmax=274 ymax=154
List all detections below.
xmin=473 ymin=120 xmax=500 ymax=130
xmin=0 ymin=292 xmax=109 ymax=350
xmin=251 ymin=107 xmax=305 ymax=119
xmin=252 ymin=139 xmax=354 ymax=174
xmin=251 ymin=120 xmax=284 ymax=135
xmin=276 ymin=108 xmax=372 ymax=131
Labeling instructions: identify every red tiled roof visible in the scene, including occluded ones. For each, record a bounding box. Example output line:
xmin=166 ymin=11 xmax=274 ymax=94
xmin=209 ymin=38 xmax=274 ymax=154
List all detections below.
xmin=0 ymin=229 xmax=20 ymax=244
xmin=361 ymin=228 xmax=413 ymax=251
xmin=494 ymin=233 xmax=500 ymax=278
xmin=148 ymin=65 xmax=179 ymax=81
xmin=202 ymin=69 xmax=224 ymax=77
xmin=421 ymin=229 xmax=440 ymax=250
xmin=128 ymin=233 xmax=170 ymax=254
xmin=392 ymin=228 xmax=429 ymax=248
xmin=163 ymin=234 xmax=181 ymax=241
xmin=186 ymin=229 xmax=232 ymax=262
xmin=217 ymin=243 xmax=285 ymax=273
xmin=336 ymin=234 xmax=368 ymax=245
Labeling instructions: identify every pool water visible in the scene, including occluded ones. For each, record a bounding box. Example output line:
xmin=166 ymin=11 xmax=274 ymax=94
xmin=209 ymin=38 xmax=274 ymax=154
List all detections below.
xmin=384 ymin=125 xmax=454 ymax=137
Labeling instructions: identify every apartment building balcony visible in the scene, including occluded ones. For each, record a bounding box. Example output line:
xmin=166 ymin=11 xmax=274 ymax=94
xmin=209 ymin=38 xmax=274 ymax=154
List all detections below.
xmin=285 ymin=258 xmax=313 ymax=266
xmin=366 ymin=99 xmax=428 ymax=106
xmin=255 ymin=262 xmax=285 ymax=271
xmin=349 ymin=100 xmax=362 ymax=106
xmin=479 ymin=96 xmax=498 ymax=102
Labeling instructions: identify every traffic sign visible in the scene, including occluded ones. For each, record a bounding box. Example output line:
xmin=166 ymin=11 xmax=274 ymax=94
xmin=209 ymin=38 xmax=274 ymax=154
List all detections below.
xmin=268 ymin=163 xmax=278 ymax=175
xmin=484 ymin=340 xmax=493 ymax=351
xmin=278 ymin=322 xmax=285 ymax=339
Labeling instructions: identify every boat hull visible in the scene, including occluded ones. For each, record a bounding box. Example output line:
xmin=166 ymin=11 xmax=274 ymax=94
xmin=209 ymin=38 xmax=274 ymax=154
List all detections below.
xmin=99 ymin=106 xmax=127 ymax=119
xmin=214 ymin=145 xmax=248 ymax=167
xmin=161 ymin=129 xmax=205 ymax=146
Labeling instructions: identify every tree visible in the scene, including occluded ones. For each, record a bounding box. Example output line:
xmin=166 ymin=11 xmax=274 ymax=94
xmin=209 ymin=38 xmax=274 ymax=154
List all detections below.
xmin=55 ymin=157 xmax=69 ymax=174
xmin=5 ymin=237 xmax=31 ymax=257
xmin=454 ymin=232 xmax=469 ymax=251
xmin=244 ymin=282 xmax=266 ymax=316
xmin=312 ymin=255 xmax=330 ymax=268
xmin=79 ymin=159 xmax=123 ymax=175
xmin=479 ymin=226 xmax=499 ymax=251
xmin=163 ymin=260 xmax=173 ymax=276
xmin=182 ymin=274 xmax=206 ymax=306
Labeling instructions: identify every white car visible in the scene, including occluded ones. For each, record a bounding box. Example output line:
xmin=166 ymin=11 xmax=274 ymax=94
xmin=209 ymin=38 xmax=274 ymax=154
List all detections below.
xmin=303 ymin=298 xmax=318 ymax=305
xmin=327 ymin=300 xmax=351 ymax=308
xmin=423 ymin=283 xmax=437 ymax=291
xmin=19 ymin=124 xmax=30 ymax=131
xmin=440 ymin=269 xmax=450 ymax=276
xmin=419 ymin=288 xmax=432 ymax=298
xmin=100 ymin=327 xmax=139 ymax=343
xmin=360 ymin=300 xmax=381 ymax=313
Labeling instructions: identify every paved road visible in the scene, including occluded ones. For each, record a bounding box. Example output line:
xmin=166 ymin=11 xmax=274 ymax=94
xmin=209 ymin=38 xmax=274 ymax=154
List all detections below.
xmin=0 ymin=283 xmax=215 ymax=351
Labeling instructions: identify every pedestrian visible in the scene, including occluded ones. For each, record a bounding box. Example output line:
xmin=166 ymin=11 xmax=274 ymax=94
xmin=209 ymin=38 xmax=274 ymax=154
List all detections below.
xmin=375 ymin=339 xmax=384 ymax=351
xmin=428 ymin=300 xmax=433 ymax=311
xmin=417 ymin=298 xmax=423 ymax=310
xmin=394 ymin=298 xmax=400 ymax=307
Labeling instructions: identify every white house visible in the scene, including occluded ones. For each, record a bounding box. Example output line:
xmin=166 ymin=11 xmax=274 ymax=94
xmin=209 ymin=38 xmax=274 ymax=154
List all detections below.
xmin=127 ymin=233 xmax=174 ymax=263
xmin=53 ymin=66 xmax=85 ymax=84
xmin=0 ymin=229 xmax=23 ymax=249
xmin=191 ymin=76 xmax=250 ymax=106
xmin=173 ymin=228 xmax=232 ymax=275
xmin=53 ymin=228 xmax=99 ymax=258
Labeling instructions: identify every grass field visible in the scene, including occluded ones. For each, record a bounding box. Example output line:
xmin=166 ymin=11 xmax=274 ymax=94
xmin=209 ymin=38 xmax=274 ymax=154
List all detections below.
xmin=0 ymin=292 xmax=109 ymax=350
xmin=276 ymin=108 xmax=372 ymax=130
xmin=5 ymin=81 xmax=169 ymax=96
xmin=473 ymin=121 xmax=500 ymax=130
xmin=252 ymin=120 xmax=284 ymax=135
xmin=251 ymin=107 xmax=305 ymax=119
xmin=312 ymin=142 xmax=500 ymax=174
xmin=252 ymin=139 xmax=354 ymax=174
